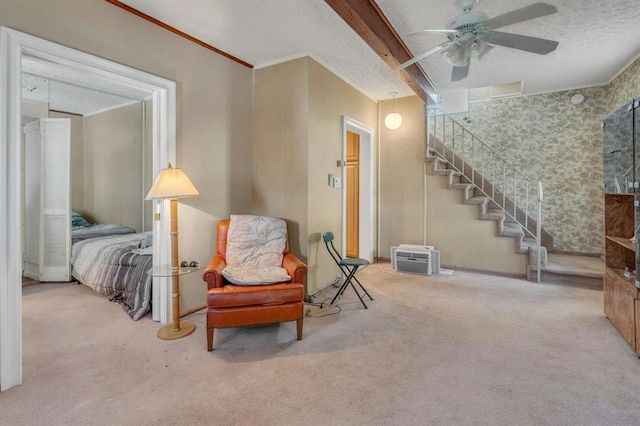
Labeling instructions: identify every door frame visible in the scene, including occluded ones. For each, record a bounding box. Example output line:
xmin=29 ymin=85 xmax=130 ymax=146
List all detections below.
xmin=341 ymin=116 xmax=374 ymax=262
xmin=0 ymin=27 xmax=175 ymax=391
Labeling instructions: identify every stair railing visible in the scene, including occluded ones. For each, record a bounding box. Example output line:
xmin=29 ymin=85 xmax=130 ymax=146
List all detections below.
xmin=427 ymin=106 xmax=542 ymax=252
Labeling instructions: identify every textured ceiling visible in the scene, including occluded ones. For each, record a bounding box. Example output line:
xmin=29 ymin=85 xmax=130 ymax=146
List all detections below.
xmin=381 ymin=0 xmax=640 ymax=96
xmin=120 ymin=0 xmax=414 ymax=100
xmin=22 ymin=0 xmax=640 ymax=115
xmin=119 ymin=0 xmax=640 ymax=101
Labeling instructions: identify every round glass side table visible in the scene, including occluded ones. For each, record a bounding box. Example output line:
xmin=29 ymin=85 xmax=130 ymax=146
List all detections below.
xmin=147 ymin=264 xmax=201 ymax=340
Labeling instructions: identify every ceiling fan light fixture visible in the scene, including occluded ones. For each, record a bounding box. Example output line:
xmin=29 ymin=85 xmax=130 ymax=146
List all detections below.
xmin=456 ymin=0 xmax=479 ymax=12
xmin=385 ymin=92 xmax=403 ymax=130
xmin=441 ymin=43 xmax=467 ymax=67
xmin=468 ymin=39 xmax=491 ymax=58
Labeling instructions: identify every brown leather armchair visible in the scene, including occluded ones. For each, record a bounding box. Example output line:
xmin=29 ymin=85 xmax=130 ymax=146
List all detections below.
xmin=202 ymin=218 xmax=307 ymax=351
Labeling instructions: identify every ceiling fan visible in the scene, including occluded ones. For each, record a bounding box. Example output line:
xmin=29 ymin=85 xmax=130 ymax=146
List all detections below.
xmin=396 ymin=0 xmax=560 ymax=81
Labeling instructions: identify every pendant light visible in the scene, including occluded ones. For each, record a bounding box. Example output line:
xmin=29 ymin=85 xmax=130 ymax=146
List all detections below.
xmin=385 ymin=92 xmax=403 ymax=130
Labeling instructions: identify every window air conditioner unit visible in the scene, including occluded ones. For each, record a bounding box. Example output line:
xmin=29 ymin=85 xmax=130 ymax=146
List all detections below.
xmin=391 ymin=244 xmax=440 ymax=276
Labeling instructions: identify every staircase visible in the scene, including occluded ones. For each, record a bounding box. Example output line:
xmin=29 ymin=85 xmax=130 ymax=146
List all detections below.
xmin=427 ymin=107 xmax=552 ymax=280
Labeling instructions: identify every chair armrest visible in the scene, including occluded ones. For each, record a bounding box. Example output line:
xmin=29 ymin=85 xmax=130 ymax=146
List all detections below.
xmin=202 ymin=254 xmax=226 ymax=289
xmin=282 ymin=252 xmax=308 ymax=283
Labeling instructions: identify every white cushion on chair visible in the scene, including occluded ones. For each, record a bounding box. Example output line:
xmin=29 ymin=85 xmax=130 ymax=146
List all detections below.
xmin=223 ymin=215 xmax=291 ymax=285
xmin=223 ymin=265 xmax=291 ymax=285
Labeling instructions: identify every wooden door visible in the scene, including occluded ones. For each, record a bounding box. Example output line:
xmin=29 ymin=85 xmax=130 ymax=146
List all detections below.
xmin=346 ymin=131 xmax=360 ymax=258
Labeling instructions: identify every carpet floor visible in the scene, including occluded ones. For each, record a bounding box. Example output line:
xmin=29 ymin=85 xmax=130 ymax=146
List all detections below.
xmin=2 ymin=263 xmax=640 ymax=425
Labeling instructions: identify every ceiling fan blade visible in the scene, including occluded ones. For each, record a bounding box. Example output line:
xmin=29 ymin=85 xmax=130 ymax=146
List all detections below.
xmin=407 ymin=29 xmax=458 ymax=36
xmin=451 ymin=63 xmax=469 ymax=81
xmin=483 ymin=2 xmax=558 ymax=30
xmin=393 ymin=43 xmax=448 ymax=71
xmin=486 ymin=31 xmax=559 ymax=55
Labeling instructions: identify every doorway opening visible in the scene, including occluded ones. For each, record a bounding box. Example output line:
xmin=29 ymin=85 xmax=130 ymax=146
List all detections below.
xmin=0 ymin=27 xmax=176 ymax=391
xmin=341 ymin=116 xmax=374 ymax=263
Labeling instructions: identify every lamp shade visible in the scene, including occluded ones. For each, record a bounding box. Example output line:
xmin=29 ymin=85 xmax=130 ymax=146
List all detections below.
xmin=145 ymin=164 xmax=199 ymax=200
xmin=385 ymin=112 xmax=403 ymax=130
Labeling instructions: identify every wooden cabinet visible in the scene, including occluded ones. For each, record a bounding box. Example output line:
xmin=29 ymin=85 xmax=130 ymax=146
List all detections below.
xmin=636 ymin=300 xmax=640 ymax=357
xmin=603 ymin=193 xmax=640 ymax=354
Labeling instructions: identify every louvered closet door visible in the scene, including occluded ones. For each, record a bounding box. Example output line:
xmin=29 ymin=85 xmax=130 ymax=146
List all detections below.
xmin=38 ymin=119 xmax=71 ymax=282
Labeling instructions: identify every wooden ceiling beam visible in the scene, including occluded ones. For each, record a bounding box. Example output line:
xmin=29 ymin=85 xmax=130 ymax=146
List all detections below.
xmin=325 ymin=0 xmax=437 ymax=103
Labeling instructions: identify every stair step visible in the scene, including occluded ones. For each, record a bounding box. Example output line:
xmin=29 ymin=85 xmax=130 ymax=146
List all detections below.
xmin=465 ymin=196 xmax=489 ymax=205
xmin=427 ymin=155 xmax=447 ymax=167
xmin=451 ymin=182 xmax=474 ymax=188
xmin=433 ymin=169 xmax=460 ymax=177
xmin=450 ymin=183 xmax=475 ymax=199
xmin=482 ymin=208 xmax=505 ymax=221
xmin=501 ymin=222 xmax=525 ymax=237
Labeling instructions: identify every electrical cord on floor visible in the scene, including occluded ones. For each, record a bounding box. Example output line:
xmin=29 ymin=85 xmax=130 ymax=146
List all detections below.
xmin=304 ymin=296 xmax=342 ymax=317
xmin=379 ymin=265 xmax=402 ymax=275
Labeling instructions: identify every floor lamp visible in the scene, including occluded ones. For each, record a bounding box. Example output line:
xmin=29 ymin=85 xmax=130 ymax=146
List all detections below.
xmin=145 ymin=163 xmax=199 ymax=340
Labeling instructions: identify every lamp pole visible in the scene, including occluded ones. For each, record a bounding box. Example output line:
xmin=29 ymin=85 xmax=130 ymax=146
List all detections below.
xmin=156 ymin=198 xmax=196 ymax=339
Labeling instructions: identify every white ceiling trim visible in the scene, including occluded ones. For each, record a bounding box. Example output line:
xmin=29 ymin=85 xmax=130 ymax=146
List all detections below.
xmin=253 ymin=52 xmax=311 ymax=70
xmin=82 ymin=98 xmax=141 ymax=118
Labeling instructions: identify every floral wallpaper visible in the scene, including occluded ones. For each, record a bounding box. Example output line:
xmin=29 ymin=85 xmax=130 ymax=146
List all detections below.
xmin=606 ymin=57 xmax=640 ymax=113
xmin=446 ymin=57 xmax=640 ymax=254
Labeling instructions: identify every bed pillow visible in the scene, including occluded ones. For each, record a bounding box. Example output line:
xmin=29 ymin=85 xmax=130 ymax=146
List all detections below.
xmin=71 ymin=211 xmax=90 ymax=227
xmin=138 ymin=232 xmax=153 ymax=249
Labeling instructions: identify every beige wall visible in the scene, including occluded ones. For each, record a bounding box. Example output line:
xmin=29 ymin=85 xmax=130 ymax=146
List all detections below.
xmin=253 ymin=57 xmax=378 ymax=295
xmin=378 ymin=95 xmax=427 ymax=257
xmin=307 ymin=59 xmax=378 ymax=295
xmin=53 ymin=101 xmax=154 ymax=233
xmin=252 ymin=58 xmax=309 ymax=262
xmin=83 ymin=102 xmax=143 ymax=231
xmin=2 ymin=0 xmax=254 ymax=310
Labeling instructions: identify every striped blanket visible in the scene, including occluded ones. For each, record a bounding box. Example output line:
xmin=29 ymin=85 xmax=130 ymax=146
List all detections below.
xmin=71 ymin=232 xmax=153 ymax=320
xmin=72 ymin=223 xmax=136 ymax=245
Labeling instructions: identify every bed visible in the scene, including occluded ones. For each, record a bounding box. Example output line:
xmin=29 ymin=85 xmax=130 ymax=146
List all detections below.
xmin=70 ymin=231 xmax=153 ymax=320
xmin=71 ymin=211 xmax=135 ymax=245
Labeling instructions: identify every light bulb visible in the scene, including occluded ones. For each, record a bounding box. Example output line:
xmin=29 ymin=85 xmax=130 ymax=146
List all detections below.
xmin=385 ymin=112 xmax=403 ymax=130
xmin=441 ymin=43 xmax=467 ymax=67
